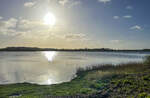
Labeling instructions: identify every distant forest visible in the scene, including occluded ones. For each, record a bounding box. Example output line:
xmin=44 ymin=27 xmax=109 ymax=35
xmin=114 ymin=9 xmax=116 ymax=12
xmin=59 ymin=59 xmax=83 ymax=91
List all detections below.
xmin=0 ymin=47 xmax=150 ymax=52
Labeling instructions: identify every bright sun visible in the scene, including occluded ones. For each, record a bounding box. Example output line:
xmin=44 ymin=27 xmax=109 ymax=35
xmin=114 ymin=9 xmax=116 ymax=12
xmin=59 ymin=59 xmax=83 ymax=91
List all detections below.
xmin=43 ymin=12 xmax=56 ymax=26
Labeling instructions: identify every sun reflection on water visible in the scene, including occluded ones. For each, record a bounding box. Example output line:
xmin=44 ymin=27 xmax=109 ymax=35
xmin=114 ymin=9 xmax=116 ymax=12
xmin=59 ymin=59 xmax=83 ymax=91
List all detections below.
xmin=43 ymin=51 xmax=56 ymax=62
xmin=47 ymin=78 xmax=52 ymax=84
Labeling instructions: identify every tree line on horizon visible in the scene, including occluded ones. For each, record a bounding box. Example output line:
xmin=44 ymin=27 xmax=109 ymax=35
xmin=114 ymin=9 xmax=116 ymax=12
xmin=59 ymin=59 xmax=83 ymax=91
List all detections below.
xmin=0 ymin=47 xmax=150 ymax=52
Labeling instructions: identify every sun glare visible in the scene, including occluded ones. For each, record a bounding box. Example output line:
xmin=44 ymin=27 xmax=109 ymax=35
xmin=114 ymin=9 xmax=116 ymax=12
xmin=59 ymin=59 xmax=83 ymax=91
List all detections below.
xmin=43 ymin=51 xmax=56 ymax=62
xmin=43 ymin=12 xmax=56 ymax=26
xmin=47 ymin=78 xmax=52 ymax=84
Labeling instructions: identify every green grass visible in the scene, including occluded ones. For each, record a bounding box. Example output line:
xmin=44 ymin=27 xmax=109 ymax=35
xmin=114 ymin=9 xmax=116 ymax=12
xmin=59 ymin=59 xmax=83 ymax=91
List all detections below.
xmin=0 ymin=57 xmax=150 ymax=98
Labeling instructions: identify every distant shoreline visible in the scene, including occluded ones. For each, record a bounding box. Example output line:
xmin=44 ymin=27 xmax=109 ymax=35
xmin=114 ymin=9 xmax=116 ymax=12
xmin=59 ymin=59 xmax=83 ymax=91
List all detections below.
xmin=0 ymin=47 xmax=150 ymax=52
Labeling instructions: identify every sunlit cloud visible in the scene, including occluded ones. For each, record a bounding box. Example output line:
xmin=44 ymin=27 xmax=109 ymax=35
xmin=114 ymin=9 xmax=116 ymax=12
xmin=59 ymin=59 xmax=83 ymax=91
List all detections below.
xmin=98 ymin=0 xmax=111 ymax=3
xmin=0 ymin=16 xmax=3 ymax=20
xmin=65 ymin=33 xmax=85 ymax=39
xmin=126 ymin=6 xmax=133 ymax=10
xmin=130 ymin=25 xmax=142 ymax=30
xmin=31 ymin=0 xmax=81 ymax=7
xmin=24 ymin=2 xmax=36 ymax=7
xmin=58 ymin=0 xmax=81 ymax=7
xmin=59 ymin=0 xmax=69 ymax=5
xmin=110 ymin=40 xmax=120 ymax=44
xmin=0 ymin=18 xmax=18 ymax=35
xmin=113 ymin=16 xmax=119 ymax=19
xmin=123 ymin=15 xmax=132 ymax=19
xmin=0 ymin=16 xmax=93 ymax=48
xmin=64 ymin=33 xmax=89 ymax=42
xmin=69 ymin=1 xmax=81 ymax=7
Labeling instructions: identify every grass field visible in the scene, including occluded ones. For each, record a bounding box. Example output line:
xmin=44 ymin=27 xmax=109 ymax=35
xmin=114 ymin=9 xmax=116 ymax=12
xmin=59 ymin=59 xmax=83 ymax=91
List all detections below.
xmin=0 ymin=57 xmax=150 ymax=98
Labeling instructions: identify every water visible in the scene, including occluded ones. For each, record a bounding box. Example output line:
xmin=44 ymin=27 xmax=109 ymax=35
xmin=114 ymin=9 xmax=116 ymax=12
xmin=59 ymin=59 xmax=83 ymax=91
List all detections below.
xmin=0 ymin=51 xmax=150 ymax=85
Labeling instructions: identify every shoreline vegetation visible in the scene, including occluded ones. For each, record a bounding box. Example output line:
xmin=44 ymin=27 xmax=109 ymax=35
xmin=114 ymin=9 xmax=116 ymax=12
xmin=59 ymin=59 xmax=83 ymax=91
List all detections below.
xmin=0 ymin=57 xmax=150 ymax=98
xmin=0 ymin=47 xmax=150 ymax=52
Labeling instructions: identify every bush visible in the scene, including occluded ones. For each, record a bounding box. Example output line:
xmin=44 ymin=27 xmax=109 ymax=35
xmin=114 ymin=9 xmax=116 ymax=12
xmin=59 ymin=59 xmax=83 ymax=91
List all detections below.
xmin=144 ymin=56 xmax=150 ymax=65
xmin=90 ymin=83 xmax=102 ymax=89
xmin=79 ymin=88 xmax=93 ymax=94
xmin=138 ymin=92 xmax=147 ymax=98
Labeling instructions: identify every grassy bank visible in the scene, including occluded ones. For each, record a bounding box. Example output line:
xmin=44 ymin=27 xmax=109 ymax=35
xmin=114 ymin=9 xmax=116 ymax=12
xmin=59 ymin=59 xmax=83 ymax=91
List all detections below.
xmin=0 ymin=57 xmax=150 ymax=98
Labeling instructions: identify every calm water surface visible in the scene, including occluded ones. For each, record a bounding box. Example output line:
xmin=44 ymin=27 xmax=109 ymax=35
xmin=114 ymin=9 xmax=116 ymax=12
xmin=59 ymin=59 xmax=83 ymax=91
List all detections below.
xmin=0 ymin=51 xmax=150 ymax=85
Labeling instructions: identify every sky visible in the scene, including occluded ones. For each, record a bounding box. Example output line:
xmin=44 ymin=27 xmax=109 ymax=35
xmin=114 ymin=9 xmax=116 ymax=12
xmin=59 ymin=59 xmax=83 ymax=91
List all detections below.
xmin=0 ymin=0 xmax=150 ymax=49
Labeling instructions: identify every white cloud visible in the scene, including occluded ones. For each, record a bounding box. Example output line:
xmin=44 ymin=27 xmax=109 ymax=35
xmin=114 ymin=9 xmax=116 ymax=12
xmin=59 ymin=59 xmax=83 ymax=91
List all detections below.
xmin=58 ymin=0 xmax=81 ymax=7
xmin=65 ymin=33 xmax=85 ymax=39
xmin=59 ymin=0 xmax=69 ymax=5
xmin=130 ymin=25 xmax=142 ymax=30
xmin=113 ymin=16 xmax=119 ymax=19
xmin=0 ymin=17 xmax=95 ymax=48
xmin=0 ymin=18 xmax=18 ymax=35
xmin=64 ymin=33 xmax=90 ymax=43
xmin=16 ymin=18 xmax=87 ymax=42
xmin=18 ymin=19 xmax=45 ymax=30
xmin=0 ymin=18 xmax=17 ymax=29
xmin=110 ymin=40 xmax=120 ymax=43
xmin=123 ymin=15 xmax=132 ymax=19
xmin=0 ymin=16 xmax=3 ymax=20
xmin=69 ymin=1 xmax=81 ymax=7
xmin=126 ymin=6 xmax=133 ymax=10
xmin=24 ymin=2 xmax=36 ymax=7
xmin=30 ymin=0 xmax=81 ymax=7
xmin=98 ymin=0 xmax=111 ymax=3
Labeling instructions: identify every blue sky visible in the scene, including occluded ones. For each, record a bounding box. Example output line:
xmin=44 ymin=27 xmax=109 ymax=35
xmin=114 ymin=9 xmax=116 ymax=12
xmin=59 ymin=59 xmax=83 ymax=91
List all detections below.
xmin=0 ymin=0 xmax=149 ymax=49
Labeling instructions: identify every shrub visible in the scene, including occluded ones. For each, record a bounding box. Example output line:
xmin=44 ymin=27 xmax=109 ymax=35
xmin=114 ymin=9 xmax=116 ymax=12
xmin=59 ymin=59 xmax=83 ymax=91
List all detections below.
xmin=138 ymin=92 xmax=147 ymax=98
